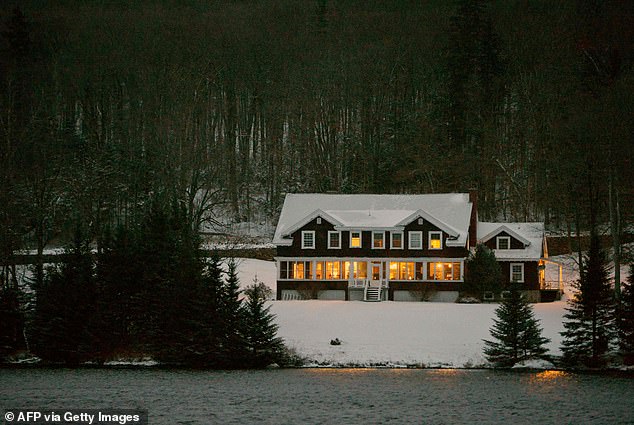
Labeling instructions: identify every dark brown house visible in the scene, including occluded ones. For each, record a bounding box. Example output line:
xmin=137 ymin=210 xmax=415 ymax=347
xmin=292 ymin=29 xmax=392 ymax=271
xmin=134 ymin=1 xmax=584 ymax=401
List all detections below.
xmin=273 ymin=192 xmax=558 ymax=302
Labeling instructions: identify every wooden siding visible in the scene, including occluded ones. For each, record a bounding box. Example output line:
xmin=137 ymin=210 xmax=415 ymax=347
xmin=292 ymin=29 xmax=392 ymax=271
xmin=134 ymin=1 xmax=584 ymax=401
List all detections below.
xmin=483 ymin=231 xmax=526 ymax=250
xmin=276 ymin=216 xmax=469 ymax=259
xmin=499 ymin=261 xmax=540 ymax=290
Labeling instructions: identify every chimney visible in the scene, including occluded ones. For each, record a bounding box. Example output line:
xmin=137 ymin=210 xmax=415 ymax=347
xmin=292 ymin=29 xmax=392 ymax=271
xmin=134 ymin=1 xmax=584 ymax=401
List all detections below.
xmin=468 ymin=188 xmax=478 ymax=248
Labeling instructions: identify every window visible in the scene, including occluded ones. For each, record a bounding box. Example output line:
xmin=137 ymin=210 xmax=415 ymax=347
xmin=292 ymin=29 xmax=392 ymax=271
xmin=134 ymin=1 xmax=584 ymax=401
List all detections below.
xmin=372 ymin=231 xmax=385 ymax=249
xmin=408 ymin=231 xmax=423 ymax=249
xmin=352 ymin=261 xmax=367 ymax=279
xmin=427 ymin=262 xmax=462 ymax=281
xmin=316 ymin=217 xmax=322 ymax=224
xmin=391 ymin=232 xmax=403 ymax=249
xmin=388 ymin=261 xmax=424 ymax=280
xmin=510 ymin=263 xmax=524 ymax=283
xmin=326 ymin=261 xmax=341 ymax=279
xmin=301 ymin=231 xmax=315 ymax=249
xmin=428 ymin=231 xmax=442 ymax=249
xmin=350 ymin=231 xmax=362 ymax=248
xmin=501 ymin=291 xmax=511 ymax=299
xmin=418 ymin=218 xmax=424 ymax=225
xmin=279 ymin=261 xmax=312 ymax=279
xmin=497 ymin=236 xmax=510 ymax=250
xmin=328 ymin=231 xmax=341 ymax=249
xmin=315 ymin=261 xmax=324 ymax=279
xmin=483 ymin=291 xmax=495 ymax=301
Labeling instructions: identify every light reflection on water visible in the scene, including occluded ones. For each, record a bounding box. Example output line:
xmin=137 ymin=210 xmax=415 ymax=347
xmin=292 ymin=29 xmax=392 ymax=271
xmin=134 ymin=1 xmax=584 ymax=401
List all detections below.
xmin=1 ymin=368 xmax=632 ymax=424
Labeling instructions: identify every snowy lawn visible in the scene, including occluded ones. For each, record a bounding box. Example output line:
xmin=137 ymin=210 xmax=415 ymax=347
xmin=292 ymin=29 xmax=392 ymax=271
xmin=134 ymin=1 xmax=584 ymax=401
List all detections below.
xmin=236 ymin=257 xmax=573 ymax=368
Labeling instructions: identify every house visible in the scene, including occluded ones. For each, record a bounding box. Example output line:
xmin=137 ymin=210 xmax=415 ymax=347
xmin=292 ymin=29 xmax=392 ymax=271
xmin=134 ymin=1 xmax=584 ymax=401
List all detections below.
xmin=273 ymin=191 xmax=561 ymax=302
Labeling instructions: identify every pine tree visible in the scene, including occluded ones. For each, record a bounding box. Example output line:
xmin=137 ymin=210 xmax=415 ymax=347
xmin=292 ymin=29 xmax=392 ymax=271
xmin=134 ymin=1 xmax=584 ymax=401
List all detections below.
xmin=0 ymin=285 xmax=26 ymax=360
xmin=242 ymin=278 xmax=284 ymax=368
xmin=560 ymin=230 xmax=615 ymax=367
xmin=30 ymin=228 xmax=97 ymax=364
xmin=463 ymin=244 xmax=502 ymax=299
xmin=618 ymin=265 xmax=634 ymax=365
xmin=219 ymin=258 xmax=247 ymax=366
xmin=483 ymin=285 xmax=550 ymax=366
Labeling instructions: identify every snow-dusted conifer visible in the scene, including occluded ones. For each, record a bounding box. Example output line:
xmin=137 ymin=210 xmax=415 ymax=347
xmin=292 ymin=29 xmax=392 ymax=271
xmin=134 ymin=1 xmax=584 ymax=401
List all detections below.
xmin=483 ymin=284 xmax=549 ymax=366
xmin=560 ymin=230 xmax=615 ymax=367
xmin=618 ymin=265 xmax=634 ymax=365
xmin=242 ymin=278 xmax=284 ymax=368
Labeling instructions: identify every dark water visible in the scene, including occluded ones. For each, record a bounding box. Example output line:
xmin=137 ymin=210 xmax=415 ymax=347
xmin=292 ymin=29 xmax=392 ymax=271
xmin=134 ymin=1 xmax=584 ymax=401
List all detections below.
xmin=1 ymin=368 xmax=633 ymax=424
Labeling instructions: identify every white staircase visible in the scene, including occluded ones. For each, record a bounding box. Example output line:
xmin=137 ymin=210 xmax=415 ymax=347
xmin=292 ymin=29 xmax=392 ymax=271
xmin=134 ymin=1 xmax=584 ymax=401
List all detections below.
xmin=364 ymin=284 xmax=382 ymax=302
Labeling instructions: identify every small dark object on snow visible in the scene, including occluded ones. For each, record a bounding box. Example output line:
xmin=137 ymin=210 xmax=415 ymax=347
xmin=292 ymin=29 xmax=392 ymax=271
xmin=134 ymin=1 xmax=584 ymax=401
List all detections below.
xmin=330 ymin=338 xmax=341 ymax=346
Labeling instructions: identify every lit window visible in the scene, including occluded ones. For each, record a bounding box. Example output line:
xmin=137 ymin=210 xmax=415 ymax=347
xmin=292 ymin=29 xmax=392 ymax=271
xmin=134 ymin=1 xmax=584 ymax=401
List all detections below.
xmin=427 ymin=262 xmax=462 ymax=281
xmin=408 ymin=231 xmax=423 ymax=249
xmin=372 ymin=231 xmax=385 ymax=249
xmin=353 ymin=261 xmax=367 ymax=279
xmin=429 ymin=231 xmax=442 ymax=250
xmin=291 ymin=261 xmax=312 ymax=280
xmin=328 ymin=231 xmax=341 ymax=249
xmin=315 ymin=261 xmax=324 ymax=279
xmin=511 ymin=263 xmax=524 ymax=283
xmin=350 ymin=231 xmax=362 ymax=248
xmin=497 ymin=236 xmax=510 ymax=250
xmin=326 ymin=261 xmax=341 ymax=279
xmin=301 ymin=231 xmax=315 ymax=249
xmin=391 ymin=232 xmax=403 ymax=249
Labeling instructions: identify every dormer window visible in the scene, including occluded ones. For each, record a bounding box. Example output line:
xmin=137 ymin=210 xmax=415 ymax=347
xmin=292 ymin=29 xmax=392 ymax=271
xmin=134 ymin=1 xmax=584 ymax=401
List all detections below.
xmin=496 ymin=236 xmax=510 ymax=250
xmin=350 ymin=231 xmax=362 ymax=248
xmin=301 ymin=231 xmax=315 ymax=249
xmin=429 ymin=231 xmax=442 ymax=250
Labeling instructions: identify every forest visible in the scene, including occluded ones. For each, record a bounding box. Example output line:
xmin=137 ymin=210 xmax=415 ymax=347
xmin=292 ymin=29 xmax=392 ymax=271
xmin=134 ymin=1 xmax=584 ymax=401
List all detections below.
xmin=0 ymin=0 xmax=633 ymax=366
xmin=1 ymin=1 xmax=633 ymax=252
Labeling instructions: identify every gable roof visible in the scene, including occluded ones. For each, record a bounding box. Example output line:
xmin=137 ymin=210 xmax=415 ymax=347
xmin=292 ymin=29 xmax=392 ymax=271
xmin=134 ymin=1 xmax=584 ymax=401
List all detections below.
xmin=477 ymin=222 xmax=545 ymax=260
xmin=273 ymin=193 xmax=473 ymax=246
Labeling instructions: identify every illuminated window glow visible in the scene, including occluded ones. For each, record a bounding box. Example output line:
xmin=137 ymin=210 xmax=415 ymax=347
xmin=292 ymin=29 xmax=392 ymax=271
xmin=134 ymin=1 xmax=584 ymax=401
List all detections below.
xmin=427 ymin=262 xmax=461 ymax=281
xmin=429 ymin=231 xmax=442 ymax=249
xmin=350 ymin=231 xmax=362 ymax=248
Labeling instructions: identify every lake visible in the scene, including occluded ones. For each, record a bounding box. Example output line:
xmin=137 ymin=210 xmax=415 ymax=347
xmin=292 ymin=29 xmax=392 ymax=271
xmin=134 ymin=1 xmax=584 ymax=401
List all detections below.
xmin=1 ymin=368 xmax=633 ymax=424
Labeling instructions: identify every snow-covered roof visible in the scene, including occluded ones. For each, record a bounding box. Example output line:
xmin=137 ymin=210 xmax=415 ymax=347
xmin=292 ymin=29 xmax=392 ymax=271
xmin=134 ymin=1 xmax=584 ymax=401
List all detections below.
xmin=477 ymin=222 xmax=545 ymax=261
xmin=274 ymin=193 xmax=473 ymax=246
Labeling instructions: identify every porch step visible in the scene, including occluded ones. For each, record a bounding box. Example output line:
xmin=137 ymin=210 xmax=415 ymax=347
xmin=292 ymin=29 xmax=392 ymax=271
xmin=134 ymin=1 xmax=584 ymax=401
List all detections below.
xmin=365 ymin=287 xmax=382 ymax=302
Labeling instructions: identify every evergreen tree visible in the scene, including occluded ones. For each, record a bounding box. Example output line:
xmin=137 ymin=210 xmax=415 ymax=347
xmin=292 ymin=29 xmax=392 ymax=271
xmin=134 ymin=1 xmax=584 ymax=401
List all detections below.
xmin=483 ymin=285 xmax=550 ymax=366
xmin=30 ymin=228 xmax=96 ymax=364
xmin=242 ymin=278 xmax=284 ymax=368
xmin=618 ymin=265 xmax=634 ymax=365
xmin=219 ymin=258 xmax=247 ymax=366
xmin=463 ymin=244 xmax=502 ymax=299
xmin=560 ymin=230 xmax=615 ymax=367
xmin=194 ymin=253 xmax=226 ymax=366
xmin=0 ymin=285 xmax=26 ymax=360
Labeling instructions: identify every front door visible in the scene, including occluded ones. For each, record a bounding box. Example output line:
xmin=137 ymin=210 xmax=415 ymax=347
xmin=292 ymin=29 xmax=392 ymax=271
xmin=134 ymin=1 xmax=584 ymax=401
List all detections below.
xmin=371 ymin=261 xmax=382 ymax=286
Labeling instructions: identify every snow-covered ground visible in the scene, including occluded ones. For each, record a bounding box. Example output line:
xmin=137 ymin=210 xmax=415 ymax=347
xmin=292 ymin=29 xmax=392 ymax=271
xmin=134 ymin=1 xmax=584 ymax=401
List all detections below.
xmin=235 ymin=256 xmax=581 ymax=368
